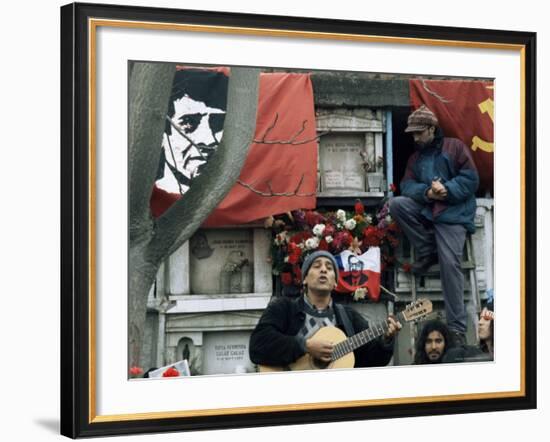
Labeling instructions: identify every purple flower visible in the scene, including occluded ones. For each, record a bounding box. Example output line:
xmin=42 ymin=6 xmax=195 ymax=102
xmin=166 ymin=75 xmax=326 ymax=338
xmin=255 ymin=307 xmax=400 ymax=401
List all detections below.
xmin=377 ymin=219 xmax=388 ymax=230
xmin=292 ymin=210 xmax=307 ymax=228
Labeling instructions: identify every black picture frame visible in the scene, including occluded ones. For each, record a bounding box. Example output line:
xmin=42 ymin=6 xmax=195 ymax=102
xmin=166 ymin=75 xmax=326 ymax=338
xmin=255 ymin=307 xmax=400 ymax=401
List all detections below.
xmin=60 ymin=2 xmax=537 ymax=438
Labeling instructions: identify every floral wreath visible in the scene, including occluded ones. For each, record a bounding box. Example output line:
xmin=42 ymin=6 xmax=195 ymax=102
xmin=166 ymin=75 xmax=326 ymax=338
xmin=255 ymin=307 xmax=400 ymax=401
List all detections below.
xmin=267 ymin=197 xmax=412 ymax=299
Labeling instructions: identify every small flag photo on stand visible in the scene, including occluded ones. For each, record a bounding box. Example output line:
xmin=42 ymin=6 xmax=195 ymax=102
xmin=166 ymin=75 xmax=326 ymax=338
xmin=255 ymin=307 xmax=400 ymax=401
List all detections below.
xmin=148 ymin=360 xmax=191 ymax=378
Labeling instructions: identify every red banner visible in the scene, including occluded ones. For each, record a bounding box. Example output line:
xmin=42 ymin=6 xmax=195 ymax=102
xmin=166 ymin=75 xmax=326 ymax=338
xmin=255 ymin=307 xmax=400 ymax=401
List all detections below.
xmin=409 ymin=79 xmax=494 ymax=195
xmin=204 ymin=73 xmax=317 ymax=226
xmin=150 ymin=71 xmax=318 ymax=226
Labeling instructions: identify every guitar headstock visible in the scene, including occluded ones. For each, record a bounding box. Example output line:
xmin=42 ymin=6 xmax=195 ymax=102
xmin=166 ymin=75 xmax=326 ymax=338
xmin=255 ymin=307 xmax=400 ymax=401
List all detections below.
xmin=401 ymin=298 xmax=433 ymax=322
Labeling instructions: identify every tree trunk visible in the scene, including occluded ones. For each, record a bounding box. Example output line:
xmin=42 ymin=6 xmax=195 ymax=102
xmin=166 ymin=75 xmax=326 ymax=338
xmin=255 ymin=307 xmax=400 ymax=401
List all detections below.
xmin=127 ymin=65 xmax=260 ymax=369
xmin=128 ymin=240 xmax=158 ymax=368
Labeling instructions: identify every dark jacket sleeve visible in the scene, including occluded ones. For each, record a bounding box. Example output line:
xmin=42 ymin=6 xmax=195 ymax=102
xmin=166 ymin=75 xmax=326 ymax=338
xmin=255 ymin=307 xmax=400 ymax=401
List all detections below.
xmin=400 ymin=152 xmax=430 ymax=204
xmin=249 ymin=298 xmax=306 ymax=367
xmin=346 ymin=307 xmax=394 ymax=368
xmin=443 ymin=140 xmax=479 ymax=204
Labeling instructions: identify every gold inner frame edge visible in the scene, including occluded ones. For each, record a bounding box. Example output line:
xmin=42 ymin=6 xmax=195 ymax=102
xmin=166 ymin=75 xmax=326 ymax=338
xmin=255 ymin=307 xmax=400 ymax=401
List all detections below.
xmin=87 ymin=18 xmax=527 ymax=423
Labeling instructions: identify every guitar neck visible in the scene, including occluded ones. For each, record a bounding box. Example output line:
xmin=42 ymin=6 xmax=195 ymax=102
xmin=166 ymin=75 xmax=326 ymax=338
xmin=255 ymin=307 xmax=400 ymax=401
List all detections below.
xmin=331 ymin=311 xmax=404 ymax=361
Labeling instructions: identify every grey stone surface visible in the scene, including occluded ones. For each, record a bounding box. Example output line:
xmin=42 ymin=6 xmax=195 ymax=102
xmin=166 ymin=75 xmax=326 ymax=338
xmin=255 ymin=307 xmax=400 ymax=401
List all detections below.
xmin=253 ymin=229 xmax=273 ymax=294
xmin=166 ymin=310 xmax=261 ymax=333
xmin=320 ymin=133 xmax=366 ymax=193
xmin=189 ymin=229 xmax=254 ymax=295
xmin=311 ymin=73 xmax=409 ymax=107
xmin=202 ymin=331 xmax=255 ymax=375
xmin=169 ymin=242 xmax=189 ymax=295
xmin=164 ymin=310 xmax=263 ymax=375
xmin=316 ymin=108 xmax=385 ymax=197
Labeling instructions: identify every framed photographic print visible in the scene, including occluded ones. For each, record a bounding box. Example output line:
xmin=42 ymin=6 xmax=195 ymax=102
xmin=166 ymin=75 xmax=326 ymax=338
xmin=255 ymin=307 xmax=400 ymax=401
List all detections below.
xmin=60 ymin=2 xmax=536 ymax=438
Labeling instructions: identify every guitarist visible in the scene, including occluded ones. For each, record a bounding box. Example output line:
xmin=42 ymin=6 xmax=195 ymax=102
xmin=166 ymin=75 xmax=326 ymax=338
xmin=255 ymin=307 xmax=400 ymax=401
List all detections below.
xmin=249 ymin=251 xmax=402 ymax=369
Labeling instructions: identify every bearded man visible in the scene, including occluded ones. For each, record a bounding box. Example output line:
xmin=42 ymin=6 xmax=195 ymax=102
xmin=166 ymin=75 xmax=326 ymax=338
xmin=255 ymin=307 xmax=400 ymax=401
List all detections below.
xmin=414 ymin=319 xmax=453 ymax=364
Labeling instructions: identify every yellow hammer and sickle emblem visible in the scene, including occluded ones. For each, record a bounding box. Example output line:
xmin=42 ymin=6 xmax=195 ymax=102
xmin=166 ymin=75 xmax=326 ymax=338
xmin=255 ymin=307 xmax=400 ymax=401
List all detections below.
xmin=471 ymin=97 xmax=494 ymax=153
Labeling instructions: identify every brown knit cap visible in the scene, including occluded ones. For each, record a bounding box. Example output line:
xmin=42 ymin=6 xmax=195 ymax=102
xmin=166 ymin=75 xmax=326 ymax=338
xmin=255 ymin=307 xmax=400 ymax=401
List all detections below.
xmin=404 ymin=105 xmax=439 ymax=133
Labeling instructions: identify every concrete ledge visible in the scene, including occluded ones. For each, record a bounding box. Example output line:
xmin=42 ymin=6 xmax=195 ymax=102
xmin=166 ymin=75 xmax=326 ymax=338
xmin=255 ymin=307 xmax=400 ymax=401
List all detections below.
xmin=167 ymin=293 xmax=272 ymax=313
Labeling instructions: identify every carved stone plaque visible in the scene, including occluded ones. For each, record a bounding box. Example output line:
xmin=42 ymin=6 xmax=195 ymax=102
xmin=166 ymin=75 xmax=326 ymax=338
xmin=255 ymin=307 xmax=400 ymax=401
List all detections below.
xmin=190 ymin=229 xmax=254 ymax=294
xmin=202 ymin=331 xmax=255 ymax=375
xmin=320 ymin=133 xmax=366 ymax=194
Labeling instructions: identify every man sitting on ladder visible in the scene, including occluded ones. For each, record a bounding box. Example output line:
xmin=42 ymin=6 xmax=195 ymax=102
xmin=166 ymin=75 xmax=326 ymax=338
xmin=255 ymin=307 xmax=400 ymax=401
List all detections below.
xmin=389 ymin=105 xmax=479 ymax=348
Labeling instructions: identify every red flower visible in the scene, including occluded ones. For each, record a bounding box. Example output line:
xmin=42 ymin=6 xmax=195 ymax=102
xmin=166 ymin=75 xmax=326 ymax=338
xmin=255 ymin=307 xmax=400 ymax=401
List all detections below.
xmin=305 ymin=211 xmax=323 ymax=227
xmin=402 ymin=262 xmax=412 ymax=273
xmin=162 ymin=367 xmax=180 ymax=377
xmin=354 ymin=199 xmax=365 ymax=215
xmin=288 ymin=247 xmax=302 ymax=265
xmin=362 ymin=226 xmax=384 ymax=247
xmin=129 ymin=366 xmax=143 ymax=376
xmin=331 ymin=231 xmax=353 ymax=252
xmin=323 ymin=224 xmax=335 ymax=237
xmin=341 ymin=231 xmax=353 ymax=247
xmin=281 ymin=272 xmax=293 ymax=286
xmin=389 ymin=183 xmax=397 ymax=192
xmin=290 ymin=231 xmax=312 ymax=244
xmin=318 ymin=238 xmax=329 ymax=251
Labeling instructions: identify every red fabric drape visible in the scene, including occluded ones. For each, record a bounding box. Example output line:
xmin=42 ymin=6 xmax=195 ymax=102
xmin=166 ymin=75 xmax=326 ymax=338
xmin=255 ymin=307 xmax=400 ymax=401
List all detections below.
xmin=203 ymin=72 xmax=317 ymax=226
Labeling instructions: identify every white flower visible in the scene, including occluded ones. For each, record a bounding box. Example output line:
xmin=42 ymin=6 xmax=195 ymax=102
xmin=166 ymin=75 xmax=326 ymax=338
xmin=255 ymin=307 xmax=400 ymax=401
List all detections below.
xmin=365 ymin=215 xmax=373 ymax=225
xmin=325 ymin=235 xmax=333 ymax=244
xmin=344 ymin=219 xmax=357 ymax=230
xmin=312 ymin=224 xmax=326 ymax=237
xmin=385 ymin=215 xmax=393 ymax=223
xmin=305 ymin=237 xmax=320 ymax=250
xmin=353 ymin=287 xmax=368 ymax=301
xmin=336 ymin=209 xmax=346 ymax=221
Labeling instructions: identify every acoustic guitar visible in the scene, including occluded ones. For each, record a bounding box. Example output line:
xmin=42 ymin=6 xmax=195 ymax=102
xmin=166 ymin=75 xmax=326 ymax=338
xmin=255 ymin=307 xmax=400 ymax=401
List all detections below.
xmin=259 ymin=298 xmax=432 ymax=372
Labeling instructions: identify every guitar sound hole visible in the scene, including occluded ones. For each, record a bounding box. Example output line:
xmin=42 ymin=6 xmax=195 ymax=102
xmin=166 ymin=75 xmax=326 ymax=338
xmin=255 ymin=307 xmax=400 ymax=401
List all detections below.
xmin=312 ymin=359 xmax=330 ymax=369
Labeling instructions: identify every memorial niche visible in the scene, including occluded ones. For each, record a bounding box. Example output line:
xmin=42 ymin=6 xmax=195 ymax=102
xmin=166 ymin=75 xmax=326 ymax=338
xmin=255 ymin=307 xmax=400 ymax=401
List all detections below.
xmin=202 ymin=331 xmax=255 ymax=375
xmin=189 ymin=229 xmax=254 ymax=294
xmin=319 ymin=133 xmax=368 ymax=194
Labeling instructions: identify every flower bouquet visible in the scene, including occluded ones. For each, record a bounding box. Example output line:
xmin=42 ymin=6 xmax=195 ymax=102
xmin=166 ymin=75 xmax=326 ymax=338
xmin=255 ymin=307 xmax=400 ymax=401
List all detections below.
xmin=268 ymin=199 xmax=407 ymax=300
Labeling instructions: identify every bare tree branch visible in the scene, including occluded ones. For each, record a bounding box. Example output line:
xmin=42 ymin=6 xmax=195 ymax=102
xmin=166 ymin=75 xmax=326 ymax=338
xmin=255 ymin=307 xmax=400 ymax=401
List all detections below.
xmin=258 ymin=112 xmax=278 ymax=140
xmin=421 ymin=79 xmax=452 ymax=103
xmin=237 ymin=174 xmax=315 ymax=197
xmin=254 ymin=113 xmax=328 ymax=145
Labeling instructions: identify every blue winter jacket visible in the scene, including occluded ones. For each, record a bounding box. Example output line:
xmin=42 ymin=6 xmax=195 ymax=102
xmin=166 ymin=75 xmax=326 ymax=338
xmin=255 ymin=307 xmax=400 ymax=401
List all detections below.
xmin=400 ymin=131 xmax=479 ymax=233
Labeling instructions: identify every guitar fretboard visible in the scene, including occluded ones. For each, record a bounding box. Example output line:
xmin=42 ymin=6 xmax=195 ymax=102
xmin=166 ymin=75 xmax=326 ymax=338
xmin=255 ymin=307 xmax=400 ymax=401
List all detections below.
xmin=331 ymin=312 xmax=404 ymax=361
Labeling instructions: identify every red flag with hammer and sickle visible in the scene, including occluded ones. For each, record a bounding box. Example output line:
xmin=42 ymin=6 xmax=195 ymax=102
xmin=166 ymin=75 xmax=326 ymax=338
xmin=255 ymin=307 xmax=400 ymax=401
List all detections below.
xmin=409 ymin=79 xmax=494 ymax=195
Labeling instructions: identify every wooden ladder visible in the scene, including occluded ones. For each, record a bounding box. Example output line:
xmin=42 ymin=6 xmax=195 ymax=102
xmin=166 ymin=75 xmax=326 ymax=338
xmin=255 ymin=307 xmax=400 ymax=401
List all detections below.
xmin=409 ymin=234 xmax=481 ymax=359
